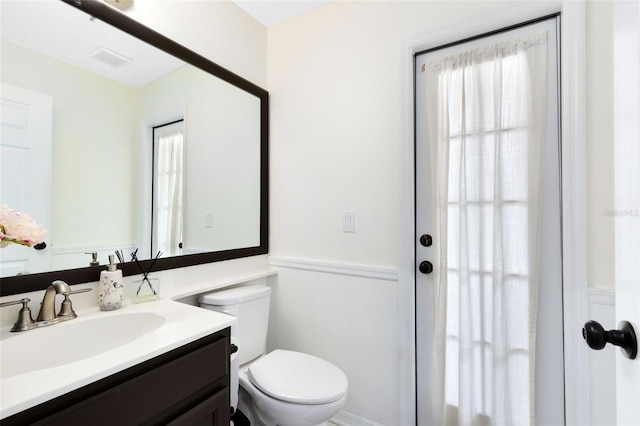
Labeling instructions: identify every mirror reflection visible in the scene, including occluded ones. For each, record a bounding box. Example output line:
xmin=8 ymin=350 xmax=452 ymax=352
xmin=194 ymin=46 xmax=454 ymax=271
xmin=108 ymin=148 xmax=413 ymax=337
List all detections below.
xmin=0 ymin=0 xmax=263 ymax=279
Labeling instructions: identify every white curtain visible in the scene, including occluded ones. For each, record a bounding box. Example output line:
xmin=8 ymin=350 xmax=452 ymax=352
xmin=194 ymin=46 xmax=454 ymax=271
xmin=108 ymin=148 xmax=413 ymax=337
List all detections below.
xmin=424 ymin=33 xmax=548 ymax=426
xmin=153 ymin=121 xmax=184 ymax=256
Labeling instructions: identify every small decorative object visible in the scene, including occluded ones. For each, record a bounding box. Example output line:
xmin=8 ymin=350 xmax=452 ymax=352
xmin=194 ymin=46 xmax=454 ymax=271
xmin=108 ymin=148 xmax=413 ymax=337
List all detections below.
xmin=98 ymin=255 xmax=123 ymax=311
xmin=133 ymin=276 xmax=160 ymax=304
xmin=0 ymin=204 xmax=47 ymax=248
xmin=131 ymin=249 xmax=162 ymax=304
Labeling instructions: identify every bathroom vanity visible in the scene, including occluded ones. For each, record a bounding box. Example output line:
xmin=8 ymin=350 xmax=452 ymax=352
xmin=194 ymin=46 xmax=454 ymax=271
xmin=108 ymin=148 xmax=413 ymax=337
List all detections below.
xmin=2 ymin=328 xmax=230 ymax=426
xmin=0 ymin=299 xmax=237 ymax=425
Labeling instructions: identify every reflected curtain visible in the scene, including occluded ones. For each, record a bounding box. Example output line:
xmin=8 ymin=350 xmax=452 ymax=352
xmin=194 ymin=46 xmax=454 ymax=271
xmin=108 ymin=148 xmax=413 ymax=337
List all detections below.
xmin=153 ymin=121 xmax=184 ymax=256
xmin=424 ymin=33 xmax=548 ymax=426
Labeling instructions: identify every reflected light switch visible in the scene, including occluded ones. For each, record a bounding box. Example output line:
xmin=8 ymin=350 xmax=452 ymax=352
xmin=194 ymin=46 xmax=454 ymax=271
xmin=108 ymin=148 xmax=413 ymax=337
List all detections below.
xmin=205 ymin=211 xmax=213 ymax=228
xmin=343 ymin=211 xmax=355 ymax=233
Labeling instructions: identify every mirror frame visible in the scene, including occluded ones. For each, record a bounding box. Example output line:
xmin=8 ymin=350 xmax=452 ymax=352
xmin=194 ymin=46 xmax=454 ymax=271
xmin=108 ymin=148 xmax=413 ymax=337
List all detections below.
xmin=0 ymin=0 xmax=269 ymax=297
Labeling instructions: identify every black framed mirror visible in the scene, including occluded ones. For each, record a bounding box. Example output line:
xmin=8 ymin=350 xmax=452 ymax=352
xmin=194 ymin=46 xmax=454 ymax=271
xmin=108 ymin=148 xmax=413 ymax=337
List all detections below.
xmin=0 ymin=0 xmax=268 ymax=296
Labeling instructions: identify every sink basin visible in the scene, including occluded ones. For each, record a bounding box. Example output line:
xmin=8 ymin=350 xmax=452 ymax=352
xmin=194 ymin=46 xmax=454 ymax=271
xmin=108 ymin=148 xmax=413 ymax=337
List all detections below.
xmin=0 ymin=312 xmax=166 ymax=379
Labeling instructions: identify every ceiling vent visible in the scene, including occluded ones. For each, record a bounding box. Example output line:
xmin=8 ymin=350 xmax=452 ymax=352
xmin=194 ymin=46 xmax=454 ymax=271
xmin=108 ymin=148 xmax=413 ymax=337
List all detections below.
xmin=90 ymin=46 xmax=132 ymax=67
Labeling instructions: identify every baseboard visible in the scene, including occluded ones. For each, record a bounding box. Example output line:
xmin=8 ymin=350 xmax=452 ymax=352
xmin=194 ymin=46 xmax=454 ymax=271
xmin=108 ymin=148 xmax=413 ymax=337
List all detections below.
xmin=268 ymin=256 xmax=399 ymax=281
xmin=330 ymin=410 xmax=384 ymax=426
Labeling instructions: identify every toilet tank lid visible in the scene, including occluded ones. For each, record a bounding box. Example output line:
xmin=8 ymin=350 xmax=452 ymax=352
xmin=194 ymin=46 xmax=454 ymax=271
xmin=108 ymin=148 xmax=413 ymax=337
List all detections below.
xmin=199 ymin=285 xmax=271 ymax=305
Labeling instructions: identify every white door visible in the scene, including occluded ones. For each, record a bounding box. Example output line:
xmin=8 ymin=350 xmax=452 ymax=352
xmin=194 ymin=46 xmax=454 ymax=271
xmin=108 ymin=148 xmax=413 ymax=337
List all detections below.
xmin=415 ymin=18 xmax=564 ymax=425
xmin=613 ymin=1 xmax=640 ymax=424
xmin=0 ymin=83 xmax=52 ymax=276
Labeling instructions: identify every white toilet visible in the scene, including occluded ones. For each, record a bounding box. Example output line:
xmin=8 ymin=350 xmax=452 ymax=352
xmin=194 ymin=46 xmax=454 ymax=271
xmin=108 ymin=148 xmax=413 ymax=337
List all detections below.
xmin=199 ymin=285 xmax=348 ymax=426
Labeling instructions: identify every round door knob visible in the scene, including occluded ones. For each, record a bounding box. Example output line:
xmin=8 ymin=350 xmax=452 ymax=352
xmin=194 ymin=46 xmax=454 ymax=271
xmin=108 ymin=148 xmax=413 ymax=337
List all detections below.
xmin=419 ymin=261 xmax=433 ymax=274
xmin=33 ymin=242 xmax=47 ymax=250
xmin=582 ymin=320 xmax=637 ymax=359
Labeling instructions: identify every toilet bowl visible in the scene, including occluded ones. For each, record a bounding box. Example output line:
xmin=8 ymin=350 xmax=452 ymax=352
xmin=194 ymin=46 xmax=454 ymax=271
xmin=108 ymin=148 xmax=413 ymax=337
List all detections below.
xmin=239 ymin=350 xmax=348 ymax=426
xmin=199 ymin=285 xmax=348 ymax=426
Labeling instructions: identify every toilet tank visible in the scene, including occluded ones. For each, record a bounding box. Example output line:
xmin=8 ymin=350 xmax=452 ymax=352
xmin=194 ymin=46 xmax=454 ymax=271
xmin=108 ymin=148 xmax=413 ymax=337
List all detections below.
xmin=199 ymin=285 xmax=271 ymax=365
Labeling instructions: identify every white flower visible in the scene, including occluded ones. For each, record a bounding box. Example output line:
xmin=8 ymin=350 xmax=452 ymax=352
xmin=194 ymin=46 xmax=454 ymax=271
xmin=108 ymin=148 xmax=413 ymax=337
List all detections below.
xmin=0 ymin=204 xmax=47 ymax=248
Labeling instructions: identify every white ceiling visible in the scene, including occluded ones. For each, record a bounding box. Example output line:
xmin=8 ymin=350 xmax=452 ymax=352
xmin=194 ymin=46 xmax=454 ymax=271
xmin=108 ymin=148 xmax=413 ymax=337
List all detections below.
xmin=0 ymin=0 xmax=328 ymax=87
xmin=232 ymin=0 xmax=329 ymax=28
xmin=0 ymin=0 xmax=183 ymax=87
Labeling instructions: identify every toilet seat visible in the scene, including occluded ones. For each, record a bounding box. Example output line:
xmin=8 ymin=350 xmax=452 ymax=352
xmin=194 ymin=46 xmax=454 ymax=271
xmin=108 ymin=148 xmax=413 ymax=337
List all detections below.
xmin=247 ymin=349 xmax=348 ymax=405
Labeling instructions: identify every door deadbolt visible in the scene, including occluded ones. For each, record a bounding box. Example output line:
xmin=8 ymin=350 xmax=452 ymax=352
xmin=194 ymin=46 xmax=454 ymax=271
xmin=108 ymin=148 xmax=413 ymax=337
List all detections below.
xmin=419 ymin=261 xmax=433 ymax=274
xmin=419 ymin=234 xmax=432 ymax=247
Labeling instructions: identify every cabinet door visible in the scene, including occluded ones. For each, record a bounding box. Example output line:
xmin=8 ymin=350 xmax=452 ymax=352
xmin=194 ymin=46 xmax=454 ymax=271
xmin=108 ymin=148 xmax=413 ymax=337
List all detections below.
xmin=32 ymin=338 xmax=228 ymax=425
xmin=167 ymin=388 xmax=229 ymax=426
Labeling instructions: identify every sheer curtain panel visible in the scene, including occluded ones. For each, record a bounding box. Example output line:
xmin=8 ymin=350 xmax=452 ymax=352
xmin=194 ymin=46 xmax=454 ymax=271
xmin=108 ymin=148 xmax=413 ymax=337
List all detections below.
xmin=423 ymin=32 xmax=548 ymax=426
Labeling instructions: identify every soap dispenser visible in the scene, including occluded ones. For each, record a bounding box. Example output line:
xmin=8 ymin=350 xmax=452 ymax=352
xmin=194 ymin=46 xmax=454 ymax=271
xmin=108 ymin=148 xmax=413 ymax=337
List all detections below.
xmin=85 ymin=252 xmax=99 ymax=267
xmin=98 ymin=255 xmax=123 ymax=311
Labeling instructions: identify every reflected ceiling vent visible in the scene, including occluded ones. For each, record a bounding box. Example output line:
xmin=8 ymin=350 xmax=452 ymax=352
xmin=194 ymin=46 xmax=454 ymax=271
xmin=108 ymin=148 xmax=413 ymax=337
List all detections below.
xmin=104 ymin=0 xmax=134 ymax=10
xmin=90 ymin=46 xmax=132 ymax=67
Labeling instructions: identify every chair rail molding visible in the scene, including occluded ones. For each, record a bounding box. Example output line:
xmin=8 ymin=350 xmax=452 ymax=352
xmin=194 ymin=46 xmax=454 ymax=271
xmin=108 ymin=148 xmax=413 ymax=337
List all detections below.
xmin=588 ymin=287 xmax=616 ymax=306
xmin=268 ymin=256 xmax=398 ymax=281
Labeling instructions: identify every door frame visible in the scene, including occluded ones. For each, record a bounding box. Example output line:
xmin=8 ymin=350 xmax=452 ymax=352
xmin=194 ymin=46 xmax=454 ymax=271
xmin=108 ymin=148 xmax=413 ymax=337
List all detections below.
xmin=398 ymin=2 xmax=588 ymax=425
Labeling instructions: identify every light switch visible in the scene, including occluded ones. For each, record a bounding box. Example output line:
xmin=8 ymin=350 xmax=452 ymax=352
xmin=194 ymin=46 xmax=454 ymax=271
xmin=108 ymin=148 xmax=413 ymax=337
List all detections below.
xmin=205 ymin=211 xmax=213 ymax=228
xmin=343 ymin=211 xmax=355 ymax=233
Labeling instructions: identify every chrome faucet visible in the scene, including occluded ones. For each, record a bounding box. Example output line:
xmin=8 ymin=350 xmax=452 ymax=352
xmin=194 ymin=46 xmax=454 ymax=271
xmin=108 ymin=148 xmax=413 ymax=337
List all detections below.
xmin=0 ymin=280 xmax=91 ymax=332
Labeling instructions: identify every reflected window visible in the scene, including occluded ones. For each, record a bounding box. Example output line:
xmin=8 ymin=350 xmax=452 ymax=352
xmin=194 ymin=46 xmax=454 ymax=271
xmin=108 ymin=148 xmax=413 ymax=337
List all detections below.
xmin=152 ymin=120 xmax=185 ymax=256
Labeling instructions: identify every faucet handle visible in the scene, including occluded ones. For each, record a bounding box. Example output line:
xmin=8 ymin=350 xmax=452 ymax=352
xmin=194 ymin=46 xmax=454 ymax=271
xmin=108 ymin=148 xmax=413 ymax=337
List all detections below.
xmin=0 ymin=297 xmax=30 ymax=309
xmin=0 ymin=298 xmax=36 ymax=332
xmin=58 ymin=288 xmax=92 ymax=319
xmin=57 ymin=294 xmax=77 ymax=319
xmin=69 ymin=288 xmax=92 ymax=295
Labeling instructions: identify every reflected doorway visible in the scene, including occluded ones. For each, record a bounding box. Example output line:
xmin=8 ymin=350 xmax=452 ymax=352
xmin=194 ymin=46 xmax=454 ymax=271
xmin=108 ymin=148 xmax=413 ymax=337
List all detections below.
xmin=151 ymin=119 xmax=185 ymax=257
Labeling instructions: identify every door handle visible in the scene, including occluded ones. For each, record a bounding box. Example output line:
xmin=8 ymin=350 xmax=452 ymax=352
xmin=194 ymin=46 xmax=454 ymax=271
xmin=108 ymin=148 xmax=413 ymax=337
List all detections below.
xmin=582 ymin=320 xmax=637 ymax=359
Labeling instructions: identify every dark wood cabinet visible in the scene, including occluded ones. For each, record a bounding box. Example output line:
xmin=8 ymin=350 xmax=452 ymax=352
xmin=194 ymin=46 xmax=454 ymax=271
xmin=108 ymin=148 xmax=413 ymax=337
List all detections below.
xmin=3 ymin=328 xmax=231 ymax=426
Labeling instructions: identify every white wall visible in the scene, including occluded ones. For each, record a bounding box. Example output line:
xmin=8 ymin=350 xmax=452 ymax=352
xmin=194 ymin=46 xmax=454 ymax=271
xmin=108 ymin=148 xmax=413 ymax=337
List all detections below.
xmin=267 ymin=1 xmax=617 ymax=424
xmin=267 ymin=267 xmax=398 ymax=424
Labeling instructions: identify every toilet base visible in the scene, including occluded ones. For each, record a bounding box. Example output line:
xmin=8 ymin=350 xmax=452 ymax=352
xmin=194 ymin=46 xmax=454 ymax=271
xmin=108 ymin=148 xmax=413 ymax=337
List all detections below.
xmin=238 ymin=385 xmax=332 ymax=426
